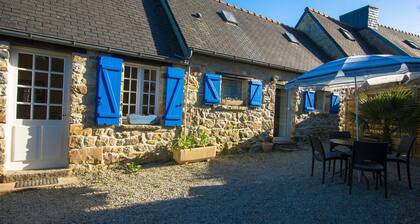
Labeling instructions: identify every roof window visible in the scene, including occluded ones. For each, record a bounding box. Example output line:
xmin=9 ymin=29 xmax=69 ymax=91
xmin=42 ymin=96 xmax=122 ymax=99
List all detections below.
xmin=220 ymin=10 xmax=238 ymax=24
xmin=284 ymin=31 xmax=299 ymax=44
xmin=339 ymin=28 xmax=355 ymax=41
xmin=404 ymin=40 xmax=420 ymax=50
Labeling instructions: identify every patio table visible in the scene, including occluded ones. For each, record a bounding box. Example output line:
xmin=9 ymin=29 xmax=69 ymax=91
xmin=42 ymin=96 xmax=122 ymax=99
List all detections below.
xmin=329 ymin=138 xmax=353 ymax=156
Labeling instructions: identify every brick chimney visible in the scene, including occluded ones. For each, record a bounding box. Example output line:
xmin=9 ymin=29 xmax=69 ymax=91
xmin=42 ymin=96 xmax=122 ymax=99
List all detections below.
xmin=339 ymin=5 xmax=379 ymax=30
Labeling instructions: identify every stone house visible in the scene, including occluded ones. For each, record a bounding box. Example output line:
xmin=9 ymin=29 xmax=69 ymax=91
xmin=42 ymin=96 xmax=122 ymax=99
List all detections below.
xmin=290 ymin=6 xmax=420 ymax=157
xmin=0 ymin=0 xmax=328 ymax=180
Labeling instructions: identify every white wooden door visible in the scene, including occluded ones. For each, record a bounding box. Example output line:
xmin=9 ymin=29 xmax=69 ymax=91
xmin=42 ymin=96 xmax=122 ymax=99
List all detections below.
xmin=6 ymin=50 xmax=69 ymax=170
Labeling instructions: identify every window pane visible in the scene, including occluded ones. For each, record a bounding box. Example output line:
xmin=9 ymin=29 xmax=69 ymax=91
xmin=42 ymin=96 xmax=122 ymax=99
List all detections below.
xmin=144 ymin=69 xmax=150 ymax=80
xmin=132 ymin=67 xmax=138 ymax=79
xmin=143 ymin=94 xmax=149 ymax=105
xmin=149 ymin=106 xmax=155 ymax=115
xmin=50 ymin=90 xmax=63 ymax=104
xmin=17 ymin=88 xmax=31 ymax=103
xmin=129 ymin=106 xmax=136 ymax=114
xmin=222 ymin=79 xmax=242 ymax=100
xmin=122 ymin=105 xmax=128 ymax=115
xmin=18 ymin=54 xmax=33 ymax=69
xmin=124 ymin=67 xmax=130 ymax=78
xmin=51 ymin=58 xmax=64 ymax=73
xmin=130 ymin=80 xmax=137 ymax=91
xmin=16 ymin=105 xmax=30 ymax=119
xmin=149 ymin=95 xmax=155 ymax=106
xmin=142 ymin=106 xmax=148 ymax=115
xmin=34 ymin=89 xmax=47 ymax=103
xmin=35 ymin=55 xmax=49 ymax=71
xmin=143 ymin=82 xmax=149 ymax=93
xmin=33 ymin=105 xmax=47 ymax=120
xmin=34 ymin=72 xmax=48 ymax=87
xmin=50 ymin=74 xmax=63 ymax=88
xmin=18 ymin=70 xmax=32 ymax=86
xmin=49 ymin=106 xmax=62 ymax=120
xmin=130 ymin=93 xmax=136 ymax=104
xmin=151 ymin=70 xmax=156 ymax=81
xmin=123 ymin=92 xmax=129 ymax=103
xmin=150 ymin=82 xmax=156 ymax=93
xmin=124 ymin=79 xmax=130 ymax=91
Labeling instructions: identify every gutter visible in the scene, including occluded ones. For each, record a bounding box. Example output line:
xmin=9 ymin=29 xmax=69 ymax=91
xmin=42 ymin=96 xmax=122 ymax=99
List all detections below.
xmin=0 ymin=27 xmax=186 ymax=65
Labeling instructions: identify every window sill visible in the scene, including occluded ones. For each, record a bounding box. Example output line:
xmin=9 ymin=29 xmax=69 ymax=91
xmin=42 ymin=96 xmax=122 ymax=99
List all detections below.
xmin=118 ymin=124 xmax=170 ymax=131
xmin=212 ymin=104 xmax=248 ymax=111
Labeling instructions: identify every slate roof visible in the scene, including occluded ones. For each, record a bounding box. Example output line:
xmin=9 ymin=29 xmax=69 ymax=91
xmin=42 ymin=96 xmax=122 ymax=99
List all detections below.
xmin=0 ymin=0 xmax=183 ymax=61
xmin=166 ymin=0 xmax=328 ymax=72
xmin=376 ymin=25 xmax=420 ymax=57
xmin=305 ymin=8 xmax=378 ymax=57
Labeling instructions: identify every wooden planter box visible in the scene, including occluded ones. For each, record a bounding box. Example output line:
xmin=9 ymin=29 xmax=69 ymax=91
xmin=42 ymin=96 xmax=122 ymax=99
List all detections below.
xmin=173 ymin=146 xmax=217 ymax=164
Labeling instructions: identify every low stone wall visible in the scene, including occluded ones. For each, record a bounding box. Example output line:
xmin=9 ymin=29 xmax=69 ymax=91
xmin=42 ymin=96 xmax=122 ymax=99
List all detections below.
xmin=0 ymin=41 xmax=9 ymax=178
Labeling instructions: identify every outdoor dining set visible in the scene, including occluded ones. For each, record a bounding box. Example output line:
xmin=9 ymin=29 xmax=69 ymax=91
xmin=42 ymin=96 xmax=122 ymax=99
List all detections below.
xmin=309 ymin=132 xmax=416 ymax=198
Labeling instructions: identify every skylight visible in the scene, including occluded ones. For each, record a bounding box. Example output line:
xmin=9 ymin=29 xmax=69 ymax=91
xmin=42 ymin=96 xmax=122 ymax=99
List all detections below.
xmin=339 ymin=28 xmax=355 ymax=41
xmin=404 ymin=40 xmax=420 ymax=50
xmin=220 ymin=10 xmax=238 ymax=24
xmin=284 ymin=31 xmax=299 ymax=44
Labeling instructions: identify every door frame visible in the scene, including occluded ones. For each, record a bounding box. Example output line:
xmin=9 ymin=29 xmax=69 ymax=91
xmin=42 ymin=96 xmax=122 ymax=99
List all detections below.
xmin=5 ymin=46 xmax=72 ymax=171
xmin=274 ymin=85 xmax=292 ymax=141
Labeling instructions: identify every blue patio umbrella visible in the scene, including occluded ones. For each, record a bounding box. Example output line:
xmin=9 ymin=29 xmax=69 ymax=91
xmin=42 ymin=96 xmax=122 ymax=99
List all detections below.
xmin=286 ymin=55 xmax=420 ymax=139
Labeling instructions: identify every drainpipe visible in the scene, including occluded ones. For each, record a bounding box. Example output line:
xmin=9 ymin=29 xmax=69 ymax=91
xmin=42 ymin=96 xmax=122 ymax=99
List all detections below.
xmin=183 ymin=49 xmax=194 ymax=136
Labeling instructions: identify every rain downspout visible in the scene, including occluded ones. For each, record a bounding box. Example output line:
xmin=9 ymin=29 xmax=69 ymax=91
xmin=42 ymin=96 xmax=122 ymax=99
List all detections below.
xmin=183 ymin=49 xmax=194 ymax=135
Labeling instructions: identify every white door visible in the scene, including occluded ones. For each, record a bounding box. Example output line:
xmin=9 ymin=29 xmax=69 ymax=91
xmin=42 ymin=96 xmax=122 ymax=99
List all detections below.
xmin=6 ymin=50 xmax=69 ymax=170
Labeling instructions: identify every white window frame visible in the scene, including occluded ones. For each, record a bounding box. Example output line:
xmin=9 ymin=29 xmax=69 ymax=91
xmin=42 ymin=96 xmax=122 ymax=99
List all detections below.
xmin=122 ymin=63 xmax=160 ymax=116
xmin=315 ymin=91 xmax=331 ymax=113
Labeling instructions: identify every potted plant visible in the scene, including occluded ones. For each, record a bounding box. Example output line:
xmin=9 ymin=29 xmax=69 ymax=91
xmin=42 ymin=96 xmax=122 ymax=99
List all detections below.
xmin=170 ymin=130 xmax=217 ymax=164
xmin=261 ymin=136 xmax=274 ymax=153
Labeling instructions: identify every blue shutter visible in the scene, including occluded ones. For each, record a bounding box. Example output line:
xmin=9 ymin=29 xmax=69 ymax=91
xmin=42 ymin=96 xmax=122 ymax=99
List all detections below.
xmin=304 ymin=91 xmax=315 ymax=112
xmin=249 ymin=80 xmax=263 ymax=107
xmin=204 ymin=73 xmax=221 ymax=105
xmin=330 ymin=94 xmax=340 ymax=114
xmin=164 ymin=67 xmax=185 ymax=127
xmin=95 ymin=56 xmax=123 ymax=125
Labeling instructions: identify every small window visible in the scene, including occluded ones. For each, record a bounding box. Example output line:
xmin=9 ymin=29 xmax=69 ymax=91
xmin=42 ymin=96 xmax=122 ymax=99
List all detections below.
xmin=122 ymin=65 xmax=159 ymax=117
xmin=220 ymin=10 xmax=238 ymax=24
xmin=404 ymin=40 xmax=420 ymax=50
xmin=315 ymin=91 xmax=331 ymax=113
xmin=284 ymin=31 xmax=299 ymax=44
xmin=222 ymin=77 xmax=244 ymax=105
xmin=339 ymin=28 xmax=355 ymax=41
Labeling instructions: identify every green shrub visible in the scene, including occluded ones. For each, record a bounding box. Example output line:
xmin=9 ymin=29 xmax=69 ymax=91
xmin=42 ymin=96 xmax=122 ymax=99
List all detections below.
xmin=126 ymin=162 xmax=142 ymax=172
xmin=170 ymin=130 xmax=210 ymax=151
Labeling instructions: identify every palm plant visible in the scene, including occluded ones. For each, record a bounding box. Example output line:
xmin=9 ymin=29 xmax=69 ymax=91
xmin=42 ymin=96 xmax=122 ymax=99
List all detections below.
xmin=354 ymin=86 xmax=419 ymax=142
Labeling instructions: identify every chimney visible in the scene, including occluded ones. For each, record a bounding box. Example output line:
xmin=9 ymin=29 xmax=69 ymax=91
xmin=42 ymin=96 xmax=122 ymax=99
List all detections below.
xmin=339 ymin=5 xmax=379 ymax=30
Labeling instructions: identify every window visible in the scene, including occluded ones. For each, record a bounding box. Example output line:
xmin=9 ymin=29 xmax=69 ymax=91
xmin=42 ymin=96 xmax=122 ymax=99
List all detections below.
xmin=315 ymin=91 xmax=331 ymax=113
xmin=284 ymin=31 xmax=299 ymax=44
xmin=339 ymin=28 xmax=355 ymax=41
xmin=404 ymin=40 xmax=420 ymax=50
xmin=222 ymin=77 xmax=244 ymax=105
xmin=220 ymin=10 xmax=238 ymax=24
xmin=16 ymin=53 xmax=65 ymax=120
xmin=122 ymin=65 xmax=159 ymax=116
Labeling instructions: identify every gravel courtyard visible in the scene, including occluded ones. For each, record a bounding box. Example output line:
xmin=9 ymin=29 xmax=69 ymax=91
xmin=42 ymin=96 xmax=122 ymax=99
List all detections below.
xmin=1 ymin=148 xmax=420 ymax=224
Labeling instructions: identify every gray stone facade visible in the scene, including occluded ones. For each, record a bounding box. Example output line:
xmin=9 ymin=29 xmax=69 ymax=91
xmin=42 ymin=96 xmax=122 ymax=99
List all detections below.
xmin=0 ymin=41 xmax=8 ymax=178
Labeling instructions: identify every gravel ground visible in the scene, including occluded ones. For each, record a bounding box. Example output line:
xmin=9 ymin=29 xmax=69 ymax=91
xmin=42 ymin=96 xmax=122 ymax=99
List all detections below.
xmin=1 ymin=148 xmax=420 ymax=224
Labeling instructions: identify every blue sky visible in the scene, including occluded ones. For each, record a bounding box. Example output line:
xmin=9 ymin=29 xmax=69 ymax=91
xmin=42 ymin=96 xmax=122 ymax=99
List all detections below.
xmin=224 ymin=0 xmax=420 ymax=35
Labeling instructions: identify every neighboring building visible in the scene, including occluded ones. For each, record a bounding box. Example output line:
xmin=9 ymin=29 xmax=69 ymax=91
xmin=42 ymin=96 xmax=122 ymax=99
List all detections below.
xmin=0 ymin=0 xmax=327 ymax=180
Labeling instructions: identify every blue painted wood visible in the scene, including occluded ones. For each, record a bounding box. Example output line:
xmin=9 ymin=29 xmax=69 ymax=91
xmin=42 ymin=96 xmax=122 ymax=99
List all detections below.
xmin=249 ymin=80 xmax=262 ymax=107
xmin=95 ymin=56 xmax=123 ymax=125
xmin=164 ymin=67 xmax=185 ymax=127
xmin=204 ymin=73 xmax=221 ymax=105
xmin=127 ymin=114 xmax=158 ymax=125
xmin=304 ymin=91 xmax=315 ymax=112
xmin=330 ymin=94 xmax=340 ymax=114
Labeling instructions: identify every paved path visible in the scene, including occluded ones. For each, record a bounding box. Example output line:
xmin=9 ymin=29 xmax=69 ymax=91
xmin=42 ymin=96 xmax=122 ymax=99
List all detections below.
xmin=1 ymin=149 xmax=419 ymax=224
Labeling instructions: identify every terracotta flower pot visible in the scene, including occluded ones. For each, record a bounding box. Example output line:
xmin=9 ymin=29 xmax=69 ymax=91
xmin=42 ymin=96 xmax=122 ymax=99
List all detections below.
xmin=261 ymin=142 xmax=274 ymax=153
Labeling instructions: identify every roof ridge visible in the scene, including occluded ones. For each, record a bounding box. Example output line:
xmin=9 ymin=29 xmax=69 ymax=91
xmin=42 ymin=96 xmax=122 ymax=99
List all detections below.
xmin=214 ymin=0 xmax=294 ymax=28
xmin=378 ymin=24 xmax=420 ymax=38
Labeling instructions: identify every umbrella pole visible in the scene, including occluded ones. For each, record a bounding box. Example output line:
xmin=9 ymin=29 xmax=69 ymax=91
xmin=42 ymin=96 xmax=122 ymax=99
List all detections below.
xmin=354 ymin=77 xmax=359 ymax=141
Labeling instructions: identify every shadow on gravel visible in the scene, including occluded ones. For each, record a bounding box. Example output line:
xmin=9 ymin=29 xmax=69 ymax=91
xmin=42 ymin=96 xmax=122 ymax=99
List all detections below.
xmin=1 ymin=150 xmax=420 ymax=224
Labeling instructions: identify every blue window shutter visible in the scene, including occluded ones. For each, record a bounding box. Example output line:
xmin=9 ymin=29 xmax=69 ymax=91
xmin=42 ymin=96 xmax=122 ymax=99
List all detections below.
xmin=330 ymin=94 xmax=340 ymax=113
xmin=304 ymin=91 xmax=315 ymax=112
xmin=95 ymin=56 xmax=123 ymax=125
xmin=164 ymin=67 xmax=185 ymax=127
xmin=249 ymin=80 xmax=263 ymax=107
xmin=204 ymin=73 xmax=221 ymax=105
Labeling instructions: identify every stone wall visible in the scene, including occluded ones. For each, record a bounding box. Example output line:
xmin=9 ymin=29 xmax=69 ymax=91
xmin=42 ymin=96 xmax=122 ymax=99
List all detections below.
xmin=0 ymin=41 xmax=8 ymax=178
xmin=290 ymin=87 xmax=353 ymax=142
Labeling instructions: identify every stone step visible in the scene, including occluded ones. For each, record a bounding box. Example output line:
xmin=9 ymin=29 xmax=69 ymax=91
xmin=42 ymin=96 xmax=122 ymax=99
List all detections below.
xmin=1 ymin=168 xmax=72 ymax=183
xmin=0 ymin=177 xmax=79 ymax=194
